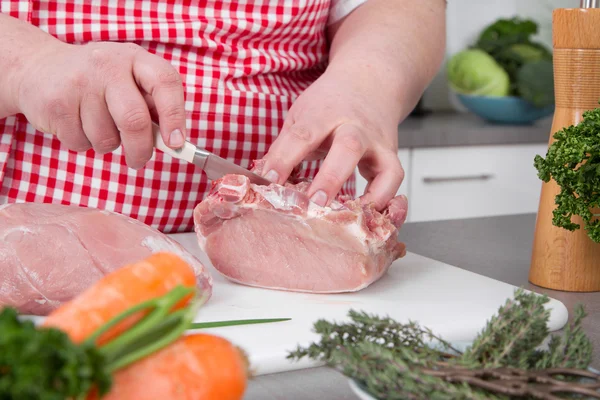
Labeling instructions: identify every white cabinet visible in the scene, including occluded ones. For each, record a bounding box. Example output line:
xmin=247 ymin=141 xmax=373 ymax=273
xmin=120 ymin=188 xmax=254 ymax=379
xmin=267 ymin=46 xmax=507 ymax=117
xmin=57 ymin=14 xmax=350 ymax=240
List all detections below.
xmin=354 ymin=149 xmax=410 ymax=198
xmin=354 ymin=144 xmax=548 ymax=223
xmin=409 ymin=144 xmax=547 ymax=222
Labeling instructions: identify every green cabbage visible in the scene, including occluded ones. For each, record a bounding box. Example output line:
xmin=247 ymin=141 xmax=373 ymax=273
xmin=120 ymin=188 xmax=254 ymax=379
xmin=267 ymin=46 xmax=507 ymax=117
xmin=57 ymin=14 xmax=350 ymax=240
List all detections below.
xmin=447 ymin=49 xmax=510 ymax=97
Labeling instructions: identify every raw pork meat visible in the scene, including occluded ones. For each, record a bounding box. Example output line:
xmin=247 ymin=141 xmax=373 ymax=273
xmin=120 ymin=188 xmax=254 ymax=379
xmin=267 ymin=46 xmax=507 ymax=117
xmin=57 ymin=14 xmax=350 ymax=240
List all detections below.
xmin=0 ymin=203 xmax=213 ymax=315
xmin=193 ymin=163 xmax=408 ymax=293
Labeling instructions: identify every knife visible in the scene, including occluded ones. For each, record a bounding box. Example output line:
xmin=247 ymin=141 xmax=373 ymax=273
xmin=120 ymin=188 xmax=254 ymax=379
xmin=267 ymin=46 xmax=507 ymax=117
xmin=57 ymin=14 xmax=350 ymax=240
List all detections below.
xmin=152 ymin=123 xmax=271 ymax=186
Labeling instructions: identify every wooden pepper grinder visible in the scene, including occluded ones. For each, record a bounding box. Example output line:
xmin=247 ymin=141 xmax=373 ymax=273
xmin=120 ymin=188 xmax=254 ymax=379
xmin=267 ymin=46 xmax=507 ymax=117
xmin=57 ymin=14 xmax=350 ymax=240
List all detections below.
xmin=529 ymin=0 xmax=600 ymax=292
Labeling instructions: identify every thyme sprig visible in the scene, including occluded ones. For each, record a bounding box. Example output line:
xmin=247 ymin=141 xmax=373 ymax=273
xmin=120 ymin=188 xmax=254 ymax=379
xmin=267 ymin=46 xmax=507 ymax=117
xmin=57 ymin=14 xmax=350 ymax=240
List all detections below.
xmin=288 ymin=289 xmax=594 ymax=399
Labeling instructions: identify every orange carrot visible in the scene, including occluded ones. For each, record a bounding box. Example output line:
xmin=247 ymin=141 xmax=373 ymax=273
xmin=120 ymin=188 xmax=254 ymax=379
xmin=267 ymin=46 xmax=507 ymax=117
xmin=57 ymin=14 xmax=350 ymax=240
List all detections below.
xmin=42 ymin=252 xmax=197 ymax=345
xmin=87 ymin=333 xmax=249 ymax=400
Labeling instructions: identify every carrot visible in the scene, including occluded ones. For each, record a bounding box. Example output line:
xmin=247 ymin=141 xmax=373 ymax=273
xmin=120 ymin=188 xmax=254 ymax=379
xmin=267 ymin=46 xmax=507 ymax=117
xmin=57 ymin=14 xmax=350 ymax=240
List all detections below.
xmin=87 ymin=333 xmax=249 ymax=400
xmin=43 ymin=252 xmax=198 ymax=345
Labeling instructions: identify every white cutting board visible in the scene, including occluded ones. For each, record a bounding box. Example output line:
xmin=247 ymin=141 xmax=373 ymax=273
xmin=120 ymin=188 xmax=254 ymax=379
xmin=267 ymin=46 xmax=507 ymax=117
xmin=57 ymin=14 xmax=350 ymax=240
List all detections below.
xmin=168 ymin=232 xmax=569 ymax=376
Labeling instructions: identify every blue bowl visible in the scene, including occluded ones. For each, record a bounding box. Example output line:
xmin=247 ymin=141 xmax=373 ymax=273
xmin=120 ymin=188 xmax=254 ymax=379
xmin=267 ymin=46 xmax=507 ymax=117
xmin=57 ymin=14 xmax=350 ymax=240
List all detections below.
xmin=455 ymin=93 xmax=554 ymax=125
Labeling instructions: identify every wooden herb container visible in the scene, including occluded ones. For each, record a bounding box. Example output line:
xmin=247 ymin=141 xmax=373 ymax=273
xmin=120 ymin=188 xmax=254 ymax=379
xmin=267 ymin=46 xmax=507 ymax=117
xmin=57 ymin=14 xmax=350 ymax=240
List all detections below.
xmin=529 ymin=6 xmax=600 ymax=292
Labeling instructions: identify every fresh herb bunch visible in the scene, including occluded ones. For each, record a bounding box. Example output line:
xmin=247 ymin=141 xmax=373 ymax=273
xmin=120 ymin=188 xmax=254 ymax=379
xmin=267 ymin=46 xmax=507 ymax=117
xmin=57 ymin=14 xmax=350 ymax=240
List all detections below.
xmin=0 ymin=307 xmax=111 ymax=400
xmin=473 ymin=17 xmax=554 ymax=107
xmin=534 ymin=104 xmax=600 ymax=243
xmin=288 ymin=289 xmax=593 ymax=399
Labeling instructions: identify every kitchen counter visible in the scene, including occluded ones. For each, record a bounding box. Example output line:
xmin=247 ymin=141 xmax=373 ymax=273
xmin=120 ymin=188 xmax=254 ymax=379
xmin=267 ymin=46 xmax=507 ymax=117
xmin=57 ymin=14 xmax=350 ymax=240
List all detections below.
xmin=398 ymin=112 xmax=553 ymax=148
xmin=245 ymin=213 xmax=600 ymax=400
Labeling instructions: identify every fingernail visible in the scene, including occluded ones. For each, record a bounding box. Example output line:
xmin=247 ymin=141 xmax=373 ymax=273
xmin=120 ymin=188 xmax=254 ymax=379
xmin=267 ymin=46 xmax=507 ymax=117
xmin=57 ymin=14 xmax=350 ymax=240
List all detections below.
xmin=264 ymin=169 xmax=279 ymax=183
xmin=310 ymin=190 xmax=328 ymax=207
xmin=169 ymin=129 xmax=184 ymax=147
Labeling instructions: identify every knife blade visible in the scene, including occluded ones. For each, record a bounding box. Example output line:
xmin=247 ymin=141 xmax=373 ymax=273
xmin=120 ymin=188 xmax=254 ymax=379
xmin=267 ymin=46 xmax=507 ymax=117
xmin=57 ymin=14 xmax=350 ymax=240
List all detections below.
xmin=152 ymin=122 xmax=271 ymax=186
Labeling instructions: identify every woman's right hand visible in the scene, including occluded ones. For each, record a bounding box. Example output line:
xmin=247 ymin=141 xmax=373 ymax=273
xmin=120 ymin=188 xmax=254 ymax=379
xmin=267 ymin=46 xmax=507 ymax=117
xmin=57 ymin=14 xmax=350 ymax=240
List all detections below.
xmin=12 ymin=34 xmax=187 ymax=169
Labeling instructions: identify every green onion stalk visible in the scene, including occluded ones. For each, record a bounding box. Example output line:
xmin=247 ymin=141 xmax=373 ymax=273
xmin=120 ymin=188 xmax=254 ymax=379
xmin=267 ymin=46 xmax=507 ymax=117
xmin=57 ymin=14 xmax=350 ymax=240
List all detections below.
xmin=86 ymin=285 xmax=290 ymax=373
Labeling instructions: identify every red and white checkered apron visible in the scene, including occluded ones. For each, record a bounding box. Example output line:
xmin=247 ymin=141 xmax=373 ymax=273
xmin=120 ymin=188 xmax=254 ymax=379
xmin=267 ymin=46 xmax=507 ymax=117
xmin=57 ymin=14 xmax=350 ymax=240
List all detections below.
xmin=0 ymin=0 xmax=359 ymax=233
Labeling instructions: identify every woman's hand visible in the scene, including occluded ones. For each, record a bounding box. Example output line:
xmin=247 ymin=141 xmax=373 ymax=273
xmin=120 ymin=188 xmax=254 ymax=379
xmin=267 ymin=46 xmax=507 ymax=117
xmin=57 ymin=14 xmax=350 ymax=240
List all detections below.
xmin=260 ymin=68 xmax=405 ymax=211
xmin=260 ymin=0 xmax=445 ymax=211
xmin=5 ymin=15 xmax=187 ymax=170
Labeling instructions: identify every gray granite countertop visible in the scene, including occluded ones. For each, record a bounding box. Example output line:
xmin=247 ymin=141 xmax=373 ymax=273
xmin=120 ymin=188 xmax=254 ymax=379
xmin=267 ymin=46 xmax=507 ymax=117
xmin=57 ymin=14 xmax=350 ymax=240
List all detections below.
xmin=245 ymin=213 xmax=600 ymax=400
xmin=398 ymin=112 xmax=553 ymax=148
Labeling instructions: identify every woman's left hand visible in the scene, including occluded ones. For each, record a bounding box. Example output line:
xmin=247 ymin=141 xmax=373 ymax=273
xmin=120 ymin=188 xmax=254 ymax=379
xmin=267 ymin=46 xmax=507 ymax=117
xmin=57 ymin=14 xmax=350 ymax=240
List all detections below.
xmin=259 ymin=0 xmax=445 ymax=211
xmin=259 ymin=68 xmax=405 ymax=211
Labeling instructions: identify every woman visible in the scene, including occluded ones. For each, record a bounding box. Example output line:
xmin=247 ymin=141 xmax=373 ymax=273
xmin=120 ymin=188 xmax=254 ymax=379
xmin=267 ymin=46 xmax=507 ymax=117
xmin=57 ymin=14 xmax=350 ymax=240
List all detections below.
xmin=0 ymin=0 xmax=445 ymax=233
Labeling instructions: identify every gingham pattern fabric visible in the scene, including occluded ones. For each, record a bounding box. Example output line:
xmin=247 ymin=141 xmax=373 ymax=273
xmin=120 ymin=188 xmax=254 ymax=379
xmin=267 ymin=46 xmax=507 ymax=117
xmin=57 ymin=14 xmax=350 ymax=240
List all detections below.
xmin=0 ymin=0 xmax=359 ymax=233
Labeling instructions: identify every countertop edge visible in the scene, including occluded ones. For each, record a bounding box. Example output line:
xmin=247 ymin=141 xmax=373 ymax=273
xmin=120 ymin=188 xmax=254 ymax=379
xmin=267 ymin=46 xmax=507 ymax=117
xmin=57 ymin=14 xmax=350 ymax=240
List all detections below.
xmin=398 ymin=112 xmax=552 ymax=148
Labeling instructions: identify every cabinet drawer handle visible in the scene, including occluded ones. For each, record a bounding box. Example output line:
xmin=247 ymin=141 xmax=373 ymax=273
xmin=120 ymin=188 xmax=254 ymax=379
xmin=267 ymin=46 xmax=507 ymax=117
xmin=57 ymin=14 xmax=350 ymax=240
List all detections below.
xmin=422 ymin=174 xmax=494 ymax=184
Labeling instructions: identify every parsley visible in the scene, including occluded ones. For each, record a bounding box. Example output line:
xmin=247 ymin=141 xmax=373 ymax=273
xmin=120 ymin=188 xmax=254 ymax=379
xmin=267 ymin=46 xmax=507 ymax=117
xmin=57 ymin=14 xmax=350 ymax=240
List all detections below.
xmin=534 ymin=103 xmax=600 ymax=242
xmin=0 ymin=307 xmax=111 ymax=400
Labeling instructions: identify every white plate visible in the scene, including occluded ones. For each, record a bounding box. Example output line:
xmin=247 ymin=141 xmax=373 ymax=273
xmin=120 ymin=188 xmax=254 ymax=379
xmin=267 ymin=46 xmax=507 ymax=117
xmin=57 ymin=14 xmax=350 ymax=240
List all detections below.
xmin=348 ymin=379 xmax=377 ymax=400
